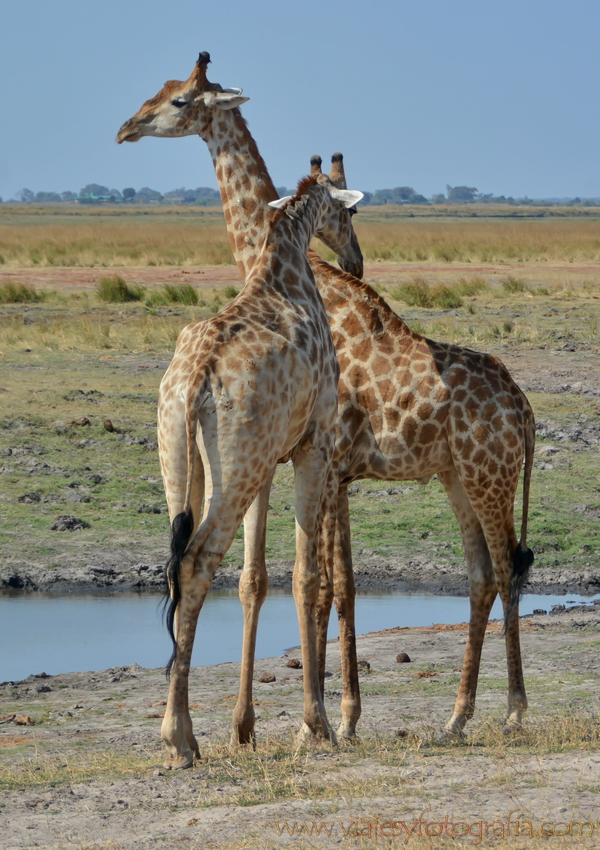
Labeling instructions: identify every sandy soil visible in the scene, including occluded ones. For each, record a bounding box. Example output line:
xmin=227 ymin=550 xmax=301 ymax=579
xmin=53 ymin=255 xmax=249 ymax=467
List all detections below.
xmin=1 ymin=603 xmax=600 ymax=849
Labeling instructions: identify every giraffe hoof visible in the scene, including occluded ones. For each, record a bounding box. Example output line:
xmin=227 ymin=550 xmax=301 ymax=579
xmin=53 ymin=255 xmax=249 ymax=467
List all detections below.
xmin=230 ymin=731 xmax=256 ymax=750
xmin=435 ymin=727 xmax=465 ymax=742
xmin=336 ymin=722 xmax=358 ymax=742
xmin=297 ymin=721 xmax=338 ymax=747
xmin=163 ymin=753 xmax=195 ymax=770
xmin=502 ymin=721 xmax=524 ymax=736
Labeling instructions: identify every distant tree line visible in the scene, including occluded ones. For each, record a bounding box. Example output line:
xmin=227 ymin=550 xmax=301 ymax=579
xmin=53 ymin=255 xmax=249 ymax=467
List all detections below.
xmin=4 ymin=182 xmax=599 ymax=207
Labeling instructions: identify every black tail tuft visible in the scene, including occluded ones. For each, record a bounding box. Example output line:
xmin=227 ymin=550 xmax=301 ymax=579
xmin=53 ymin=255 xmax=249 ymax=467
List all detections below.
xmin=505 ymin=542 xmax=534 ymax=631
xmin=163 ymin=509 xmax=194 ymax=676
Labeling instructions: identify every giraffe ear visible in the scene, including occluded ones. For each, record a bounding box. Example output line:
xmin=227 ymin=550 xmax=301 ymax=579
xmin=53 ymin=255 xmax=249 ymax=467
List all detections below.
xmin=329 ymin=187 xmax=364 ymax=208
xmin=198 ymin=91 xmax=249 ymax=110
xmin=268 ymin=196 xmax=294 ymax=209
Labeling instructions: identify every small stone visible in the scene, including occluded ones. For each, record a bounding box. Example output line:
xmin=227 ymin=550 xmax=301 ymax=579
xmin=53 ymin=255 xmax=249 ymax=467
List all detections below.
xmin=14 ymin=715 xmax=34 ymax=726
xmin=258 ymin=672 xmax=276 ymax=683
xmin=395 ymin=729 xmax=408 ymax=738
xmin=277 ymin=710 xmax=289 ymax=718
xmin=357 ymin=658 xmax=371 ymax=671
xmin=286 ymin=658 xmax=302 ymax=669
xmin=532 ymin=609 xmax=546 ymax=616
xmin=396 ymin=653 xmax=411 ymax=663
xmin=103 ymin=419 xmax=115 ymax=432
xmin=36 ymin=684 xmax=52 ymax=693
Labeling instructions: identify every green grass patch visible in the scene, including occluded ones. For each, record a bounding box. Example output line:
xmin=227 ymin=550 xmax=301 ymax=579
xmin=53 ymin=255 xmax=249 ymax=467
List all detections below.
xmin=96 ymin=275 xmax=145 ymax=303
xmin=391 ymin=276 xmax=463 ymax=309
xmin=0 ymin=281 xmax=43 ymax=303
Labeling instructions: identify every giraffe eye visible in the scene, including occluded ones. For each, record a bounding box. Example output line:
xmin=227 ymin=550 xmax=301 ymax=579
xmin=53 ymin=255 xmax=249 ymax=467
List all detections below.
xmin=171 ymin=99 xmax=188 ymax=108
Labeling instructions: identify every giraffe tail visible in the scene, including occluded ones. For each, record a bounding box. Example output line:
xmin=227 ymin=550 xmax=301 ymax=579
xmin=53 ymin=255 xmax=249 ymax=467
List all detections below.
xmin=164 ymin=509 xmax=194 ymax=675
xmin=506 ymin=405 xmax=536 ymax=628
xmin=163 ymin=392 xmax=201 ymax=675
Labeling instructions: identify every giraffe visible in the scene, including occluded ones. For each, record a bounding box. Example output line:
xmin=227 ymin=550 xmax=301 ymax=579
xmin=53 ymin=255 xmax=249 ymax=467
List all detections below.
xmin=117 ymin=56 xmax=363 ymax=768
xmin=308 ymin=153 xmax=535 ymax=739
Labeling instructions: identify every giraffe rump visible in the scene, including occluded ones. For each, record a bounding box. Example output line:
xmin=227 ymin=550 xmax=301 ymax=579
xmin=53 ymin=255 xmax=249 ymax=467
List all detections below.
xmin=163 ymin=508 xmax=194 ymax=675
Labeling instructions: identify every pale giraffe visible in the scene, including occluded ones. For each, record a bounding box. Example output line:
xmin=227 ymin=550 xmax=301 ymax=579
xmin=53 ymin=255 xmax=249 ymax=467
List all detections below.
xmin=117 ymin=55 xmax=363 ymax=768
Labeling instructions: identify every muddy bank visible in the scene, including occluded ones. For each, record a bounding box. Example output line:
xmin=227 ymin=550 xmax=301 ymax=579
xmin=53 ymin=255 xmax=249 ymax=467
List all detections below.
xmin=2 ymin=550 xmax=599 ymax=597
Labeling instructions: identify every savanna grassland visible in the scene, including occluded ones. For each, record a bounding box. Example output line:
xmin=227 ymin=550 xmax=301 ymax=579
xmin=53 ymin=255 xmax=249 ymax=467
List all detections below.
xmin=1 ymin=204 xmax=600 ymax=586
xmin=1 ymin=204 xmax=600 ymax=849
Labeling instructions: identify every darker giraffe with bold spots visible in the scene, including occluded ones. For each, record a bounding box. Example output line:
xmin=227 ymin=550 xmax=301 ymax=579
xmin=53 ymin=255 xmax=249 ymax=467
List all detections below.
xmin=301 ymin=155 xmax=534 ymax=740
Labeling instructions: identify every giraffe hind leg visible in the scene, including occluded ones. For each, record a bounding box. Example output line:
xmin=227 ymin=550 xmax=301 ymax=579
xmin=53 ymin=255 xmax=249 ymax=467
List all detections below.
xmin=232 ymin=473 xmax=274 ymax=747
xmin=438 ymin=468 xmax=497 ymax=737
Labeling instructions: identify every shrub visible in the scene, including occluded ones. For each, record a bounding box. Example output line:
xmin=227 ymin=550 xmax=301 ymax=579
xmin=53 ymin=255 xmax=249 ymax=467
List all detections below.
xmin=392 ymin=276 xmax=432 ymax=307
xmin=96 ymin=275 xmax=144 ymax=303
xmin=391 ymin=277 xmax=463 ymax=309
xmin=454 ymin=275 xmax=488 ymax=296
xmin=161 ymin=283 xmax=198 ymax=305
xmin=0 ymin=281 xmax=43 ymax=303
xmin=501 ymin=275 xmax=528 ymax=294
xmin=430 ymin=284 xmax=463 ymax=309
xmin=223 ymin=285 xmax=239 ymax=300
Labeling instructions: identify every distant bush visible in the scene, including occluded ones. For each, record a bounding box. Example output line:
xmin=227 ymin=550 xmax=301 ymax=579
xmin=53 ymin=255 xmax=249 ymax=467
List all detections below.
xmin=502 ymin=275 xmax=528 ymax=294
xmin=0 ymin=281 xmax=43 ymax=303
xmin=454 ymin=275 xmax=488 ymax=296
xmin=161 ymin=283 xmax=199 ymax=305
xmin=391 ymin=276 xmax=463 ymax=309
xmin=223 ymin=285 xmax=239 ymax=299
xmin=96 ymin=275 xmax=145 ymax=302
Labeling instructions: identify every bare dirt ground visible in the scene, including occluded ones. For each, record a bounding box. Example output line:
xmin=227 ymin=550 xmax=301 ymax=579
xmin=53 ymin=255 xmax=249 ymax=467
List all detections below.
xmin=1 ymin=604 xmax=600 ymax=849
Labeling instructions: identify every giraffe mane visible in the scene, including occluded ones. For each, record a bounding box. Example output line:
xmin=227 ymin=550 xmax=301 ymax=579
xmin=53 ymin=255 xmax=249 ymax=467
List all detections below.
xmin=267 ymin=175 xmax=318 ymax=226
xmin=309 ymin=253 xmax=414 ymax=336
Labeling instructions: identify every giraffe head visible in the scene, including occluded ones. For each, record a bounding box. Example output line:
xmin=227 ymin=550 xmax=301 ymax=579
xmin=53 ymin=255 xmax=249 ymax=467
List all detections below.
xmin=308 ymin=154 xmax=363 ymax=278
xmin=269 ymin=176 xmax=364 ymax=278
xmin=116 ymin=52 xmax=248 ymax=143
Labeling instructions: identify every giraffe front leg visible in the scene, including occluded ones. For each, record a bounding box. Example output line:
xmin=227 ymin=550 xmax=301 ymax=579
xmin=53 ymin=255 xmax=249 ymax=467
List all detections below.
xmin=293 ymin=445 xmax=336 ymax=746
xmin=316 ymin=471 xmax=337 ymax=696
xmin=231 ymin=476 xmax=273 ymax=747
xmin=332 ymin=485 xmax=361 ymax=740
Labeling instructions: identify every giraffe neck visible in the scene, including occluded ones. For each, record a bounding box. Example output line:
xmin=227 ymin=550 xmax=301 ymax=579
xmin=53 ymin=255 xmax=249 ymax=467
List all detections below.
xmin=258 ymin=189 xmax=330 ymax=298
xmin=203 ymin=109 xmax=279 ymax=278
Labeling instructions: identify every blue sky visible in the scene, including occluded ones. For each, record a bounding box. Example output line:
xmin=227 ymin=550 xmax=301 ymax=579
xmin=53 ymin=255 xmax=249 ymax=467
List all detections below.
xmin=2 ymin=0 xmax=599 ymax=200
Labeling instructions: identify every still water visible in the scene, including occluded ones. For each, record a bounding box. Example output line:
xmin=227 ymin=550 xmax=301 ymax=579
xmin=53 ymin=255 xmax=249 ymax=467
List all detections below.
xmin=1 ymin=588 xmax=597 ymax=683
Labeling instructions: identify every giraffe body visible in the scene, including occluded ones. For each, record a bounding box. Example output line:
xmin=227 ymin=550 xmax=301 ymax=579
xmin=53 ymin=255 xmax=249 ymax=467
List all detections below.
xmin=311 ymin=254 xmax=534 ymax=737
xmin=118 ymin=57 xmax=363 ymax=767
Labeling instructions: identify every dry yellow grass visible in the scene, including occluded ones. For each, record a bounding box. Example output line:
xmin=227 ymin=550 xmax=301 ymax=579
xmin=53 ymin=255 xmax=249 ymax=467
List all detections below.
xmin=1 ymin=204 xmax=600 ymax=267
xmin=353 ymin=217 xmax=600 ymax=263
